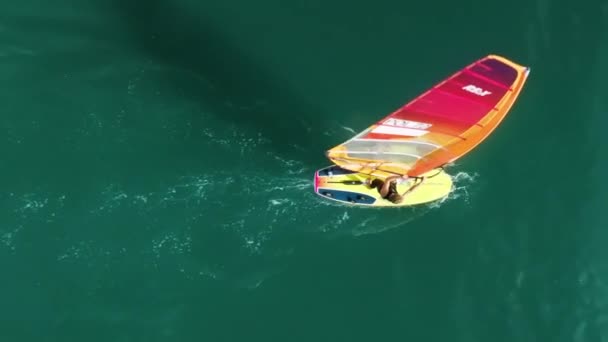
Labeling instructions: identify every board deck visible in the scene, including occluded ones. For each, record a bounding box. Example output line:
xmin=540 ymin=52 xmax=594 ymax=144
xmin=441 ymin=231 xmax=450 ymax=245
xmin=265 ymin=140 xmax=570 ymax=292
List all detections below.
xmin=313 ymin=165 xmax=453 ymax=207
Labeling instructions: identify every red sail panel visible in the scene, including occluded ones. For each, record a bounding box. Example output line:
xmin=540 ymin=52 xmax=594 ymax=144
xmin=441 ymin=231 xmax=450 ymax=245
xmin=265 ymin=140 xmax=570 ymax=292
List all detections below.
xmin=326 ymin=54 xmax=531 ymax=179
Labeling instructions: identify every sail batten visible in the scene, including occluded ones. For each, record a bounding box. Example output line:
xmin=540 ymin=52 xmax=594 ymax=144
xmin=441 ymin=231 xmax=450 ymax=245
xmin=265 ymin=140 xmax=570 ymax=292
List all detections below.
xmin=346 ymin=151 xmax=422 ymax=158
xmin=326 ymin=54 xmax=531 ymax=178
xmin=353 ymin=138 xmax=442 ymax=149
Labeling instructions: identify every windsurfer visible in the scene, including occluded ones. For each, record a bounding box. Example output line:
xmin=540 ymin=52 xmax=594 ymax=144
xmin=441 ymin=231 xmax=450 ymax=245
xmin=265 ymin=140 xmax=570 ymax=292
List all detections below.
xmin=366 ymin=175 xmax=404 ymax=204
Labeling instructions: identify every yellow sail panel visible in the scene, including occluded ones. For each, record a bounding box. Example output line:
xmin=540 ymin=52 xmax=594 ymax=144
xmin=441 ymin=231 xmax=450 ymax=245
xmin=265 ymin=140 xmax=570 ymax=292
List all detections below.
xmin=326 ymin=54 xmax=531 ymax=178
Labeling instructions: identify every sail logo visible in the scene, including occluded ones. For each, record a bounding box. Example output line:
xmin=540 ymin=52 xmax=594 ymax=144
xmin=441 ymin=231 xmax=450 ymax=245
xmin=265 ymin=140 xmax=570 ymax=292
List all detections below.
xmin=382 ymin=118 xmax=432 ymax=130
xmin=462 ymin=84 xmax=492 ymax=96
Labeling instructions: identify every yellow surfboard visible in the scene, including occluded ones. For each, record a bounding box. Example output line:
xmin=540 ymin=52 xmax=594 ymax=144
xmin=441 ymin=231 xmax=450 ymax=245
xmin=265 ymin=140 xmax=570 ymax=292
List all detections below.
xmin=314 ymin=165 xmax=453 ymax=207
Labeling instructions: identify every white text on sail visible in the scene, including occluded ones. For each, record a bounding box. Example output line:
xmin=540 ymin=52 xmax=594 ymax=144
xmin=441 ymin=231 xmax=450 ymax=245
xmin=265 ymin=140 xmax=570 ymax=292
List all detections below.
xmin=462 ymin=84 xmax=492 ymax=96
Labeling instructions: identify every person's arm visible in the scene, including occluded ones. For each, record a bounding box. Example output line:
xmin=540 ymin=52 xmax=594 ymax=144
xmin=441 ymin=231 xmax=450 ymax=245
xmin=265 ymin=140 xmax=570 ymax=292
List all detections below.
xmin=380 ymin=175 xmax=400 ymax=197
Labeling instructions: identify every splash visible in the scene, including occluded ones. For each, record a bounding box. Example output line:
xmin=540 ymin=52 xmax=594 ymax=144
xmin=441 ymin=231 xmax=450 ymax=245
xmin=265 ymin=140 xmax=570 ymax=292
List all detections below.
xmin=430 ymin=170 xmax=480 ymax=208
xmin=340 ymin=125 xmax=357 ymax=134
xmin=0 ymin=192 xmax=66 ymax=253
xmin=348 ymin=209 xmax=425 ymax=237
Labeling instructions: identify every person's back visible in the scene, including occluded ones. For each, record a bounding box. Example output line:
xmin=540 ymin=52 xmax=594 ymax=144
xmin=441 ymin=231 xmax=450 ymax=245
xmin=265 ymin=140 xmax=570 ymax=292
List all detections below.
xmin=367 ymin=176 xmax=403 ymax=203
xmin=385 ymin=180 xmax=403 ymax=203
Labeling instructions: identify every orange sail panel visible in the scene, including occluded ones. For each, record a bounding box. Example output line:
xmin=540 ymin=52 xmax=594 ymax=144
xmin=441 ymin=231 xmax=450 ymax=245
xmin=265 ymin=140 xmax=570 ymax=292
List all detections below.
xmin=326 ymin=54 xmax=531 ymax=178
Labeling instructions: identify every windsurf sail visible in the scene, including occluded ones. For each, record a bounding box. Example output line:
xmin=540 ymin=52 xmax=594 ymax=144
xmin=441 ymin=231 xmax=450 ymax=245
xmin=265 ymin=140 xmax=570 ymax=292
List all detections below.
xmin=326 ymin=54 xmax=531 ymax=179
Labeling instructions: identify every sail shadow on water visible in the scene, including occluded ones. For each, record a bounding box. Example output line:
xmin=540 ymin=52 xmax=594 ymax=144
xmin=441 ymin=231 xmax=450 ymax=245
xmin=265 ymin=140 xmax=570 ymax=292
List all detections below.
xmin=109 ymin=0 xmax=332 ymax=164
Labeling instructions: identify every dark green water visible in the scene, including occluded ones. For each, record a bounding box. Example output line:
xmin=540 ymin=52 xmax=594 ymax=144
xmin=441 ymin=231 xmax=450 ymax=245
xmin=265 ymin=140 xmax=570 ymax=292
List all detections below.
xmin=1 ymin=0 xmax=608 ymax=341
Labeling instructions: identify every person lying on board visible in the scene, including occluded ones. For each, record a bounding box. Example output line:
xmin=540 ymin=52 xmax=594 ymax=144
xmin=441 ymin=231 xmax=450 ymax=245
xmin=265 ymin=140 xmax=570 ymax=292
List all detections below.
xmin=366 ymin=175 xmax=404 ymax=204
